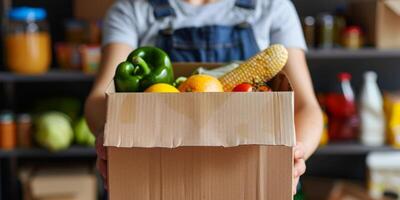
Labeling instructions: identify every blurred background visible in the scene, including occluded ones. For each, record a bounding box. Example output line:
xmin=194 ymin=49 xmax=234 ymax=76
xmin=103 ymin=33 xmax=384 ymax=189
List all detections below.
xmin=1 ymin=0 xmax=400 ymax=199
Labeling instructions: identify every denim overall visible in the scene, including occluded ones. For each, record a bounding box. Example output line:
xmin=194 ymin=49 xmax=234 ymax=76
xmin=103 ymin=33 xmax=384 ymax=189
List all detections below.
xmin=150 ymin=0 xmax=260 ymax=62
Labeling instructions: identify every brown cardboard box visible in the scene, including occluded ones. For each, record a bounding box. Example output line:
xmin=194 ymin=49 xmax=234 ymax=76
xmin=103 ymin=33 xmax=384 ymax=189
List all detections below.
xmin=104 ymin=63 xmax=295 ymax=200
xmin=27 ymin=167 xmax=97 ymax=200
xmin=350 ymin=0 xmax=400 ymax=49
xmin=74 ymin=0 xmax=114 ymax=20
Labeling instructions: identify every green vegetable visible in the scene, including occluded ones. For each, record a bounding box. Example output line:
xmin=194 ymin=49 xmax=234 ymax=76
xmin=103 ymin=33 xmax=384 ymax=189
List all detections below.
xmin=33 ymin=97 xmax=81 ymax=121
xmin=193 ymin=62 xmax=240 ymax=78
xmin=74 ymin=117 xmax=95 ymax=147
xmin=35 ymin=112 xmax=73 ymax=152
xmin=172 ymin=77 xmax=187 ymax=88
xmin=114 ymin=47 xmax=174 ymax=92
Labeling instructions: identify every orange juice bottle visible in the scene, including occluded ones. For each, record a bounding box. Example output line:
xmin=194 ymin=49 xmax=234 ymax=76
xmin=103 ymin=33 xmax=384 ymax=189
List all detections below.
xmin=5 ymin=7 xmax=51 ymax=74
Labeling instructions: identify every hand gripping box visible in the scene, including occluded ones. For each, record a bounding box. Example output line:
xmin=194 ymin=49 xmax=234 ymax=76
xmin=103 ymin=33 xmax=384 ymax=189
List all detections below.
xmin=104 ymin=63 xmax=295 ymax=200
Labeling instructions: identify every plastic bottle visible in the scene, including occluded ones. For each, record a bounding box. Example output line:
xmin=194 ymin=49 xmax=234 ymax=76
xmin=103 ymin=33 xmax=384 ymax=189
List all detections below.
xmin=360 ymin=71 xmax=386 ymax=146
xmin=326 ymin=73 xmax=359 ymax=141
xmin=319 ymin=112 xmax=329 ymax=146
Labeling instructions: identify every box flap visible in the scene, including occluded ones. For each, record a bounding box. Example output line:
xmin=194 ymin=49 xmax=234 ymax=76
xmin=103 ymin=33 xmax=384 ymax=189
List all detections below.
xmin=30 ymin=167 xmax=96 ymax=198
xmin=104 ymin=92 xmax=295 ymax=148
xmin=384 ymin=0 xmax=400 ymax=16
xmin=106 ymin=81 xmax=115 ymax=94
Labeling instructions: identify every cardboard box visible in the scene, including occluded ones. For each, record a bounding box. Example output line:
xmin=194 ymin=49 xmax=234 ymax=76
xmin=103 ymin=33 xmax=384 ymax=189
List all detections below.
xmin=104 ymin=63 xmax=295 ymax=200
xmin=74 ymin=0 xmax=114 ymax=20
xmin=328 ymin=182 xmax=374 ymax=200
xmin=350 ymin=0 xmax=400 ymax=49
xmin=24 ymin=167 xmax=97 ymax=200
xmin=367 ymin=152 xmax=400 ymax=199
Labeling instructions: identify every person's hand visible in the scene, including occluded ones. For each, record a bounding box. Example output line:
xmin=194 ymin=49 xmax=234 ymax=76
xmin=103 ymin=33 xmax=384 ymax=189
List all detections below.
xmin=96 ymin=133 xmax=108 ymax=190
xmin=293 ymin=142 xmax=306 ymax=195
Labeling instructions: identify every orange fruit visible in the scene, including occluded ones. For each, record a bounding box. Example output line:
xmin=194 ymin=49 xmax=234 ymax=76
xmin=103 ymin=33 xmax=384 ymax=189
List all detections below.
xmin=145 ymin=83 xmax=180 ymax=93
xmin=178 ymin=74 xmax=224 ymax=92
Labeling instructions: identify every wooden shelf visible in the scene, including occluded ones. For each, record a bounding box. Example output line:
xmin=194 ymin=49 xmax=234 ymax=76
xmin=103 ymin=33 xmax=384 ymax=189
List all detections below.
xmin=0 ymin=71 xmax=95 ymax=82
xmin=315 ymin=143 xmax=398 ymax=156
xmin=307 ymin=48 xmax=400 ymax=59
xmin=0 ymin=146 xmax=96 ymax=159
xmin=0 ymin=144 xmax=396 ymax=159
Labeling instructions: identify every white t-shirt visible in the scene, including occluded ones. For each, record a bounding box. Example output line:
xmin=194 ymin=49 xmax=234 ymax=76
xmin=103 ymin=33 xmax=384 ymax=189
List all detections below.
xmin=103 ymin=0 xmax=307 ymax=51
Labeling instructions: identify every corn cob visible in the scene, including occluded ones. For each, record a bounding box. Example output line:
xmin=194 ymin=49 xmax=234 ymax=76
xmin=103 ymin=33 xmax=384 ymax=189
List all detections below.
xmin=218 ymin=44 xmax=289 ymax=92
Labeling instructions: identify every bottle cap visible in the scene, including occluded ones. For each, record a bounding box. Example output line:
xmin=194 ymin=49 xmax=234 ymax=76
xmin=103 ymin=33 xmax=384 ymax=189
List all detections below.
xmin=344 ymin=26 xmax=362 ymax=35
xmin=317 ymin=13 xmax=334 ymax=25
xmin=364 ymin=71 xmax=377 ymax=80
xmin=9 ymin=7 xmax=47 ymax=21
xmin=338 ymin=72 xmax=352 ymax=81
xmin=0 ymin=111 xmax=14 ymax=123
xmin=304 ymin=16 xmax=315 ymax=26
xmin=17 ymin=113 xmax=32 ymax=123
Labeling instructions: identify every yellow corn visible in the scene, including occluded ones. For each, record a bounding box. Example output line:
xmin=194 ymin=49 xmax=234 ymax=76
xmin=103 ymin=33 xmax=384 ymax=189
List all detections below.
xmin=218 ymin=44 xmax=289 ymax=92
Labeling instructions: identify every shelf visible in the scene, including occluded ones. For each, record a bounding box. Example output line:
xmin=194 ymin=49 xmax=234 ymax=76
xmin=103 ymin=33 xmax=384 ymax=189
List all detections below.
xmin=0 ymin=144 xmax=396 ymax=159
xmin=315 ymin=143 xmax=398 ymax=156
xmin=0 ymin=48 xmax=399 ymax=83
xmin=0 ymin=71 xmax=95 ymax=82
xmin=0 ymin=146 xmax=96 ymax=159
xmin=306 ymin=48 xmax=400 ymax=59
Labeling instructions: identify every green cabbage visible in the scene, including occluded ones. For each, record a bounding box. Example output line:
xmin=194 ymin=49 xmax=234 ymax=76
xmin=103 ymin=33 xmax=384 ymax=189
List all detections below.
xmin=74 ymin=117 xmax=95 ymax=147
xmin=35 ymin=112 xmax=74 ymax=152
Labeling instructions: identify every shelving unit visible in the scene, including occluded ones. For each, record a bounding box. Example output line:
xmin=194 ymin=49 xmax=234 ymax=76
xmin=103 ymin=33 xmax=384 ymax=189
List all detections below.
xmin=307 ymin=48 xmax=400 ymax=59
xmin=0 ymin=71 xmax=94 ymax=82
xmin=0 ymin=146 xmax=96 ymax=158
xmin=0 ymin=69 xmax=96 ymax=199
xmin=1 ymin=0 xmax=400 ymax=198
xmin=0 ymin=144 xmax=395 ymax=159
xmin=315 ymin=143 xmax=398 ymax=156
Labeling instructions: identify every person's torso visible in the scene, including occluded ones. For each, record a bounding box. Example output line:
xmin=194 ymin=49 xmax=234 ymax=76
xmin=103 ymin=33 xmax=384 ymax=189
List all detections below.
xmin=130 ymin=0 xmax=276 ymax=50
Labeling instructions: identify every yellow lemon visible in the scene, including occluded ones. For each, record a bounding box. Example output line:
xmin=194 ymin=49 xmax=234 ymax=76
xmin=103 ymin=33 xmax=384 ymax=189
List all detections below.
xmin=145 ymin=83 xmax=180 ymax=93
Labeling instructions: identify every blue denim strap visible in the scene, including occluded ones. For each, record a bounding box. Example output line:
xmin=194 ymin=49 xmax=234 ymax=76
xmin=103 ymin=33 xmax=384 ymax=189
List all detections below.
xmin=149 ymin=0 xmax=176 ymax=19
xmin=235 ymin=0 xmax=255 ymax=9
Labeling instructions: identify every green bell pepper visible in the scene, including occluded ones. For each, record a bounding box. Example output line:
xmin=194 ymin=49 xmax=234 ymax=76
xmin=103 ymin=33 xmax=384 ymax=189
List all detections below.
xmin=114 ymin=47 xmax=174 ymax=92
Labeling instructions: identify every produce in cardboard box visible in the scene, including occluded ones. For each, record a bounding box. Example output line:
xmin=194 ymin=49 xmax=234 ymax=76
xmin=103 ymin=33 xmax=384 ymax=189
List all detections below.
xmin=145 ymin=83 xmax=180 ymax=93
xmin=178 ymin=74 xmax=224 ymax=92
xmin=218 ymin=44 xmax=288 ymax=92
xmin=172 ymin=77 xmax=188 ymax=88
xmin=232 ymin=83 xmax=272 ymax=92
xmin=232 ymin=83 xmax=254 ymax=92
xmin=257 ymin=85 xmax=272 ymax=92
xmin=193 ymin=62 xmax=239 ymax=78
xmin=114 ymin=47 xmax=174 ymax=92
xmin=114 ymin=45 xmax=288 ymax=93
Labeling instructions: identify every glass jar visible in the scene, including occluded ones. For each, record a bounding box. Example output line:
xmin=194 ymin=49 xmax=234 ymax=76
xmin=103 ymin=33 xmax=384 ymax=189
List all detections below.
xmin=316 ymin=13 xmax=334 ymax=49
xmin=5 ymin=7 xmax=51 ymax=74
xmin=303 ymin=16 xmax=316 ymax=48
xmin=16 ymin=113 xmax=32 ymax=148
xmin=0 ymin=111 xmax=17 ymax=150
xmin=343 ymin=26 xmax=363 ymax=49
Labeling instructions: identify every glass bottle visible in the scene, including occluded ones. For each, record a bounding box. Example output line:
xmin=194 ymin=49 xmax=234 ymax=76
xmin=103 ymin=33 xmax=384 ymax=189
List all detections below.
xmin=325 ymin=73 xmax=359 ymax=141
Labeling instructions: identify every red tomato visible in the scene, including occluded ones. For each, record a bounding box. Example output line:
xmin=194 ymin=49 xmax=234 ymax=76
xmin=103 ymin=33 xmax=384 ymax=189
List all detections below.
xmin=232 ymin=83 xmax=253 ymax=92
xmin=257 ymin=85 xmax=272 ymax=92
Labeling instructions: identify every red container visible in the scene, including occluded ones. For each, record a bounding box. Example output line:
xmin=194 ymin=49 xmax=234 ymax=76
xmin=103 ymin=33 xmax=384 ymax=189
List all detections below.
xmin=325 ymin=73 xmax=359 ymax=141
